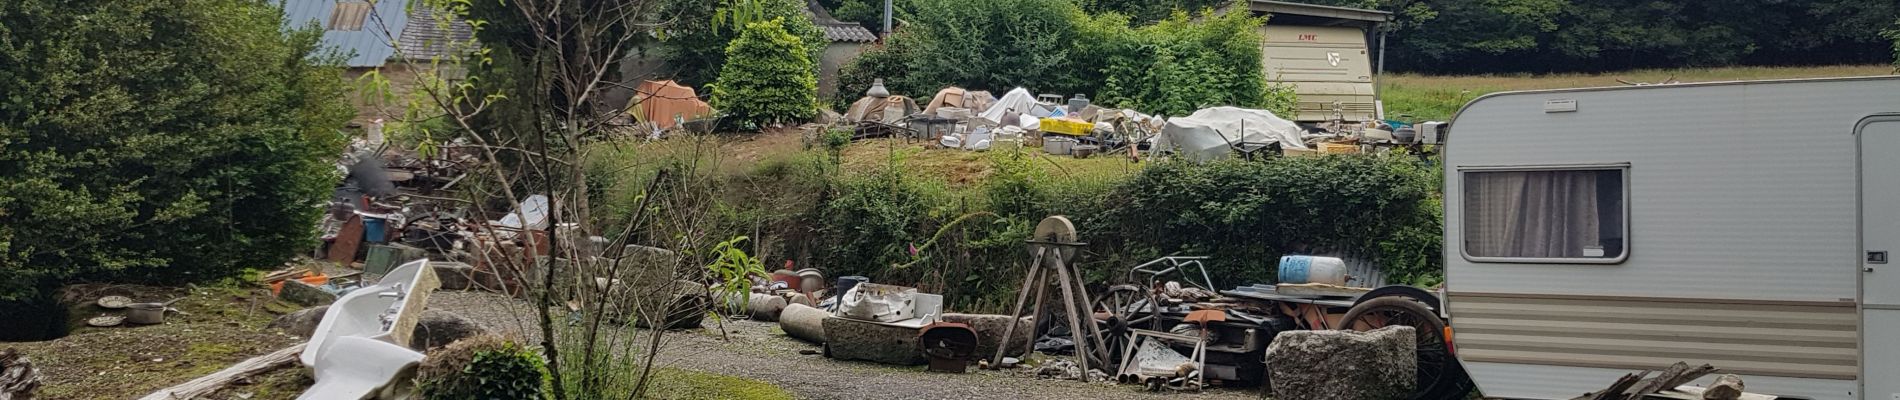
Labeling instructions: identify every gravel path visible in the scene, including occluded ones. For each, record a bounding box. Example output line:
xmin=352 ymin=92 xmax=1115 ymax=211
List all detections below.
xmin=429 ymin=291 xmax=1261 ymax=400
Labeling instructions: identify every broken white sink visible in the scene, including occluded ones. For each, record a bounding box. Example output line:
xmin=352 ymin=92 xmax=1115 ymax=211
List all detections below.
xmin=298 ymin=259 xmax=440 ymax=400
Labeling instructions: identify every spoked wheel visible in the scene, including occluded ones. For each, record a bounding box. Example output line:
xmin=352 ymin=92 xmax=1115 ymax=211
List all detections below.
xmin=1340 ymin=296 xmax=1474 ymax=400
xmin=1091 ymin=284 xmax=1158 ymax=368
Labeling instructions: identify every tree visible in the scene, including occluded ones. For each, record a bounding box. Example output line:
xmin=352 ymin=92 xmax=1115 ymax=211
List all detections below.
xmin=0 ymin=0 xmax=352 ymax=300
xmin=1887 ymin=19 xmax=1900 ymax=71
xmin=711 ymin=18 xmax=819 ymax=128
xmin=652 ymin=0 xmax=825 ymax=87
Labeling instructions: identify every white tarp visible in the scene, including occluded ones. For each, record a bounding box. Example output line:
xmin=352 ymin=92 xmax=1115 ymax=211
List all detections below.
xmin=1155 ymin=106 xmax=1306 ymax=161
xmin=979 ymin=87 xmax=1039 ymax=124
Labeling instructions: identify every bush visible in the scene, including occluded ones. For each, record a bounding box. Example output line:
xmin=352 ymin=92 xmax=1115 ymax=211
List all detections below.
xmin=710 ymin=17 xmax=819 ymax=128
xmin=1099 ymin=155 xmax=1442 ymax=286
xmin=418 ymin=336 xmax=551 ymax=400
xmin=836 ymin=4 xmax=1289 ymax=117
xmin=1094 ymin=10 xmax=1278 ymax=116
xmin=654 ymin=0 xmax=826 ymax=88
xmin=0 ymin=0 xmax=352 ymax=300
xmin=816 ymin=168 xmax=939 ymax=276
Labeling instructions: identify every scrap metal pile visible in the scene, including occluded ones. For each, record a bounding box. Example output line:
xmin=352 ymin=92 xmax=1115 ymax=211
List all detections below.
xmin=838 ymin=78 xmax=1443 ymax=162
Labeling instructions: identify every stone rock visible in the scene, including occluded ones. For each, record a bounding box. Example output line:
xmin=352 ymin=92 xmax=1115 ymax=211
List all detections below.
xmin=268 ymin=306 xmax=492 ymax=351
xmin=778 ymin=303 xmax=829 ymax=343
xmin=821 ymin=316 xmax=925 ymax=366
xmin=279 ymin=279 xmax=336 ymax=306
xmin=940 ymin=313 xmax=1033 ymax=358
xmin=1266 ymin=326 xmax=1416 ymax=400
xmin=432 ymin=261 xmax=487 ymax=291
xmin=267 ymin=306 xmax=331 ymax=337
xmin=0 ymin=348 xmax=42 ymax=400
xmin=409 ymin=310 xmax=490 ymax=350
xmin=629 ymin=280 xmax=707 ymax=330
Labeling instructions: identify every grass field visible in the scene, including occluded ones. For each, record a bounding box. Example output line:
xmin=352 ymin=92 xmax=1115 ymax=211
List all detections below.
xmin=1379 ymin=64 xmax=1895 ymax=121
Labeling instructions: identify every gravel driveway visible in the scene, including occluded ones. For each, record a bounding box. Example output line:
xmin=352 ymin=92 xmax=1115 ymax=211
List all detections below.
xmin=430 ymin=291 xmax=1262 ymax=400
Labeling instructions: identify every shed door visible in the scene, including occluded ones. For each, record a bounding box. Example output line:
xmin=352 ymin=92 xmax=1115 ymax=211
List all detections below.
xmin=1861 ymin=115 xmax=1900 ymax=399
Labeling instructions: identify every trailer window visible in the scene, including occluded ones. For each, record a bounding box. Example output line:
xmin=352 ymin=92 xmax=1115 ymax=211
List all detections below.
xmin=1462 ymin=168 xmax=1626 ymax=262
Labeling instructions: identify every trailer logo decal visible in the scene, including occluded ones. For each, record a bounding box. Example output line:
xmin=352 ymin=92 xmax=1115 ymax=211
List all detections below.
xmin=1327 ymin=52 xmax=1341 ymax=67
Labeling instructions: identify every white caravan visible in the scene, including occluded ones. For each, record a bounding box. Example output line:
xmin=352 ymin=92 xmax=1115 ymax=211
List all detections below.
xmin=1441 ymin=76 xmax=1900 ymax=400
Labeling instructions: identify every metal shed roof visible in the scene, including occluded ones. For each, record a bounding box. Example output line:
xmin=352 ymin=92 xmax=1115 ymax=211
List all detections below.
xmin=806 ymin=0 xmax=878 ymax=43
xmin=281 ymin=0 xmax=410 ymax=67
xmin=1244 ymin=0 xmax=1391 ymax=27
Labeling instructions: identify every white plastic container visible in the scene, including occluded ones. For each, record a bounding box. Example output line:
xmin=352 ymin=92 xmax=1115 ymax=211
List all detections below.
xmin=1277 ymin=255 xmax=1348 ymax=286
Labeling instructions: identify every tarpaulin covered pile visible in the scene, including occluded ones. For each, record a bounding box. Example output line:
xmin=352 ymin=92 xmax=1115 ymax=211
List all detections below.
xmin=1156 ymin=107 xmax=1306 ymax=162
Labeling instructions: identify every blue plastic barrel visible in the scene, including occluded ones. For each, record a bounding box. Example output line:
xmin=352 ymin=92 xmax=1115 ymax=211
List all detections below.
xmin=362 ymin=216 xmax=387 ymax=243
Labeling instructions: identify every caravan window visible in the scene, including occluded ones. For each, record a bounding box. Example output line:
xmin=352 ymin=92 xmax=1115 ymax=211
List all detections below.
xmin=1462 ymin=167 xmax=1628 ymax=263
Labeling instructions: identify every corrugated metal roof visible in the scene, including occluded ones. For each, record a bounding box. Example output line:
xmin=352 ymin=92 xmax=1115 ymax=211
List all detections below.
xmin=281 ymin=0 xmax=410 ymax=67
xmin=820 ymin=24 xmax=877 ymax=43
xmin=395 ymin=7 xmax=475 ymax=61
xmin=806 ymin=0 xmax=878 ymax=43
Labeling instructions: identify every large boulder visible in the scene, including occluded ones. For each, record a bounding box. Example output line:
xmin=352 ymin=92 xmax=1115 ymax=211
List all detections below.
xmin=268 ymin=306 xmax=492 ymax=351
xmin=1265 ymin=326 xmax=1416 ymax=400
xmin=821 ymin=316 xmax=925 ymax=366
xmin=940 ymin=313 xmax=1033 ymax=358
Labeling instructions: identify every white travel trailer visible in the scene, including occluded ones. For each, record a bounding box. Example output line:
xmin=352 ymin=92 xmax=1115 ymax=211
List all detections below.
xmin=1442 ymin=76 xmax=1900 ymax=400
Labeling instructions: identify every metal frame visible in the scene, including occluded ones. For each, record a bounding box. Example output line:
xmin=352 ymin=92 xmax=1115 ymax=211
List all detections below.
xmin=1116 ymin=329 xmax=1207 ymax=391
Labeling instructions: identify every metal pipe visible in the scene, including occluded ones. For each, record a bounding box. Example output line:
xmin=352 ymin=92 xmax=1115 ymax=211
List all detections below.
xmin=882 ymin=0 xmax=892 ymax=35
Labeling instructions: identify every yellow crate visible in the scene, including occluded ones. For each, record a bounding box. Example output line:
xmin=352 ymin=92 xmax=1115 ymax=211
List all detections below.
xmin=1318 ymin=142 xmax=1360 ymax=154
xmin=1039 ymin=117 xmax=1094 ymax=136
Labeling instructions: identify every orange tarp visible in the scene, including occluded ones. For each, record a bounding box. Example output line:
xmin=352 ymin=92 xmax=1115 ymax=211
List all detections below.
xmin=629 ymin=80 xmax=714 ymax=129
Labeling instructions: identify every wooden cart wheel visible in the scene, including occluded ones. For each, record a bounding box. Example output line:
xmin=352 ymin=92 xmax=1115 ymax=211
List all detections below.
xmin=1090 ymin=284 xmax=1155 ymax=368
xmin=1340 ymin=296 xmax=1472 ymax=399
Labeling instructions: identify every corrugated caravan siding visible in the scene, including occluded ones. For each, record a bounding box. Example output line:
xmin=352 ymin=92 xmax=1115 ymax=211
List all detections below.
xmin=1449 ymin=292 xmax=1857 ymax=380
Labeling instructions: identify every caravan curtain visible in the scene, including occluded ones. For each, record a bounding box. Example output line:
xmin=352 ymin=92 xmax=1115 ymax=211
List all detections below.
xmin=1463 ymin=169 xmax=1623 ymax=259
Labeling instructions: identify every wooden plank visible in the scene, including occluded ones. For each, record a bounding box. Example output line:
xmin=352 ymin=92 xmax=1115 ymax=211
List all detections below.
xmin=138 ymin=343 xmax=306 ymax=400
xmin=1273 ymin=283 xmax=1372 ymax=298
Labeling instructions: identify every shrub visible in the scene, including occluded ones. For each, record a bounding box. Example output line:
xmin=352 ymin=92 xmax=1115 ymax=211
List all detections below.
xmin=1095 ymin=10 xmax=1276 ymax=116
xmin=654 ymin=0 xmax=826 ymax=88
xmin=833 ymin=29 xmax=919 ymax=103
xmin=0 ymin=0 xmax=352 ymax=300
xmin=817 ymin=168 xmax=940 ymax=277
xmin=418 ymin=336 xmax=552 ymax=400
xmin=710 ymin=17 xmax=819 ymax=128
xmin=837 ymin=5 xmax=1287 ymax=117
xmin=891 ymin=0 xmax=1091 ymax=95
xmin=1099 ymin=155 xmax=1441 ymax=286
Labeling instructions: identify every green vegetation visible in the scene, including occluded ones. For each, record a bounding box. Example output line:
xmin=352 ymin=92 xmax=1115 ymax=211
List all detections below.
xmin=0 ymin=0 xmax=352 ymax=301
xmin=644 ymin=368 xmax=794 ymax=400
xmin=711 ymin=18 xmax=820 ymax=129
xmin=837 ymin=0 xmax=1295 ymax=117
xmin=597 ymin=134 xmax=1439 ymax=311
xmin=1378 ymin=64 xmax=1897 ymax=120
xmin=654 ymin=0 xmax=826 ymax=88
xmin=1089 ymin=11 xmax=1286 ymax=117
xmin=418 ymin=337 xmax=553 ymax=400
xmin=1294 ymin=0 xmax=1897 ymax=73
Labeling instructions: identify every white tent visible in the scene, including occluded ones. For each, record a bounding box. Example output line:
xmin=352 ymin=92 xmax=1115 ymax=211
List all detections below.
xmin=1155 ymin=107 xmax=1306 ymax=161
xmin=979 ymin=87 xmax=1039 ymax=125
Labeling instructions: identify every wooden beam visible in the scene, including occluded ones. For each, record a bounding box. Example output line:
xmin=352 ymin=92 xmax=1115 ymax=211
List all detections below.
xmin=138 ymin=343 xmax=306 ymax=400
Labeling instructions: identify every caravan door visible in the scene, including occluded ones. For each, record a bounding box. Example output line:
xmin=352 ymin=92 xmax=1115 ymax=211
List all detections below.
xmin=1860 ymin=114 xmax=1900 ymax=400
